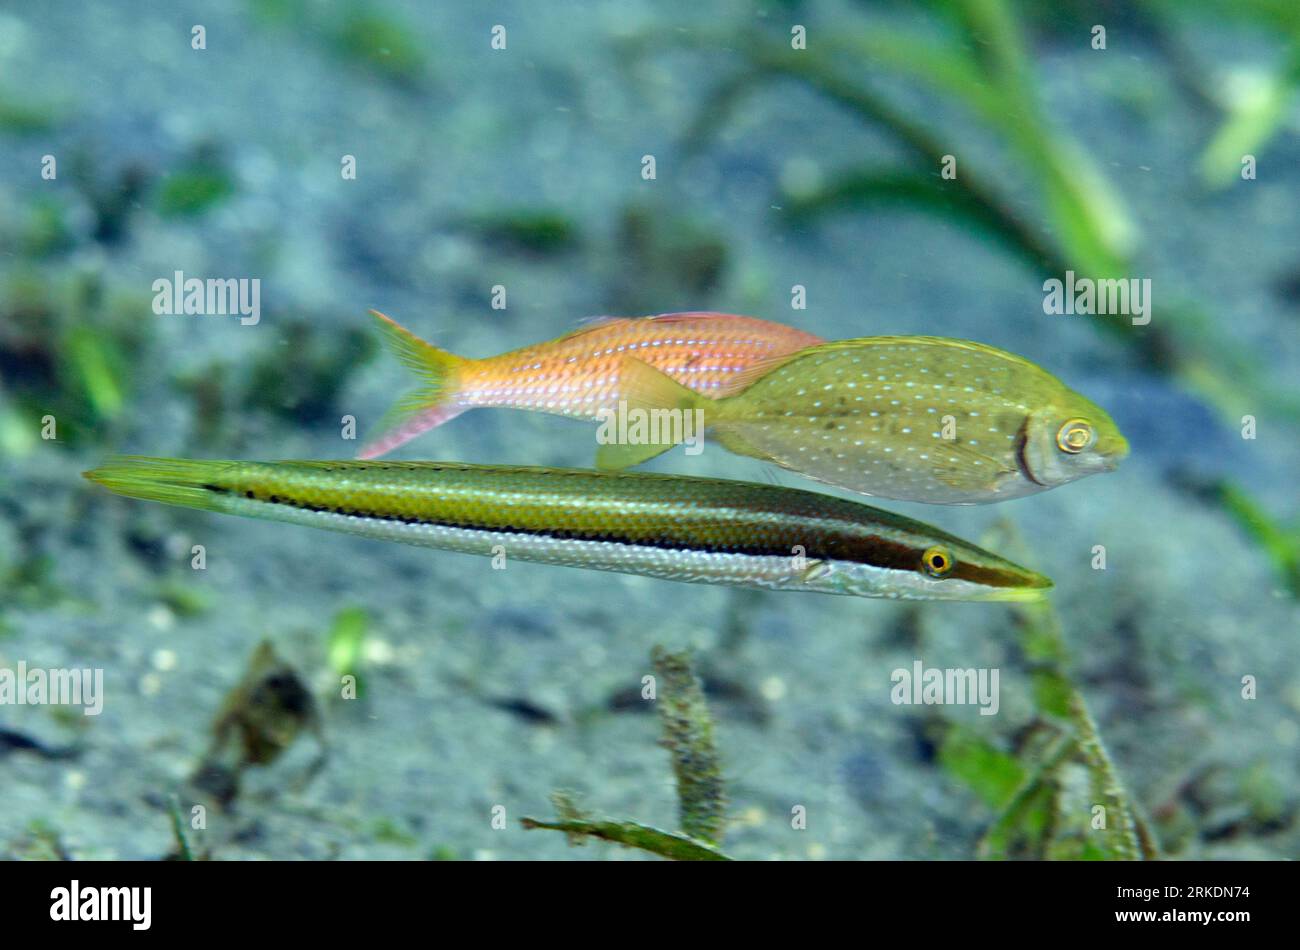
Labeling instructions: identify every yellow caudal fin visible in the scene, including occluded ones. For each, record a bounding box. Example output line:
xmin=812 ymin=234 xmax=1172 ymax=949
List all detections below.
xmin=359 ymin=310 xmax=469 ymax=459
xmin=595 ymin=357 xmax=710 ymax=470
xmin=83 ymin=456 xmax=233 ymax=513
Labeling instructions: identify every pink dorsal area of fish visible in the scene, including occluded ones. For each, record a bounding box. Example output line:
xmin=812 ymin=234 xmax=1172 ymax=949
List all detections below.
xmin=461 ymin=313 xmax=822 ymax=412
xmin=359 ymin=311 xmax=823 ymax=459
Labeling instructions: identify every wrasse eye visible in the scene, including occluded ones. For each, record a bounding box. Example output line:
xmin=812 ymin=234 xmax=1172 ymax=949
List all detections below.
xmin=1056 ymin=419 xmax=1094 ymax=454
xmin=921 ymin=545 xmax=954 ymax=577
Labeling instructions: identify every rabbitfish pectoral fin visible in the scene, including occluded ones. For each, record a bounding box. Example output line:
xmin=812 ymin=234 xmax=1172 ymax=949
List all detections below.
xmin=927 ymin=441 xmax=1016 ymax=491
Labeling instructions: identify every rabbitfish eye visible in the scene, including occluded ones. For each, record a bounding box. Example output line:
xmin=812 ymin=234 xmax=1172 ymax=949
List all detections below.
xmin=1056 ymin=419 xmax=1094 ymax=454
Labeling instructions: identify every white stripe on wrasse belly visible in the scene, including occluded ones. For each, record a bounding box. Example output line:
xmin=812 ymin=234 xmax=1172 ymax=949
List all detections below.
xmin=214 ymin=494 xmax=820 ymax=591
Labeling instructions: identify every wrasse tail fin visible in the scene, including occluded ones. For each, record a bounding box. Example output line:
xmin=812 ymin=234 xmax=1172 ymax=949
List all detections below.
xmin=83 ymin=456 xmax=232 ymax=513
xmin=359 ymin=310 xmax=469 ymax=459
xmin=595 ymin=357 xmax=706 ymax=470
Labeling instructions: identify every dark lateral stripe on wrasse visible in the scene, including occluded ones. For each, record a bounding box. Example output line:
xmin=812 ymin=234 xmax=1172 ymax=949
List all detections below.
xmin=199 ymin=478 xmax=1018 ymax=589
xmin=197 ymin=478 xmax=905 ymax=559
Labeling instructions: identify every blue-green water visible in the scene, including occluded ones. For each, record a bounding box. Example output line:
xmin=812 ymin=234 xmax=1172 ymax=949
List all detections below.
xmin=0 ymin=1 xmax=1297 ymax=860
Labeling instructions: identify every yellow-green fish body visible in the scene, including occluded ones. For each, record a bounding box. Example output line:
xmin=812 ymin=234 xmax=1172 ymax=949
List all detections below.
xmin=602 ymin=337 xmax=1129 ymax=505
xmin=84 ymin=457 xmax=1052 ymax=602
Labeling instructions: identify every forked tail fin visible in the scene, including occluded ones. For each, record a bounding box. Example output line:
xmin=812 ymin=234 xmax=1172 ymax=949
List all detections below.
xmin=358 ymin=310 xmax=468 ymax=459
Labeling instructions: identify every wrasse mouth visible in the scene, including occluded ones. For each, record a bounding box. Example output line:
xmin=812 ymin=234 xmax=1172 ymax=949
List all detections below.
xmin=980 ymin=570 xmax=1054 ymax=602
xmin=981 ymin=582 xmax=1052 ymax=603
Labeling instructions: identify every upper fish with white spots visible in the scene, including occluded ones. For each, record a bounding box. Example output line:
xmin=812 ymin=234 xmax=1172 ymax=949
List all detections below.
xmin=599 ymin=336 xmax=1130 ymax=505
